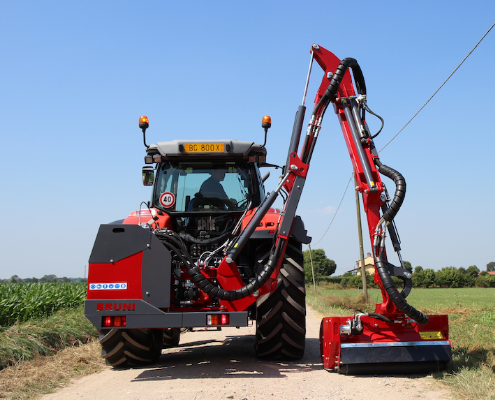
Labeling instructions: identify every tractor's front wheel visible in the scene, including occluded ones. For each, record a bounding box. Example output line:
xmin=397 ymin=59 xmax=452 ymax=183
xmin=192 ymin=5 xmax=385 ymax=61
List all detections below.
xmin=99 ymin=328 xmax=163 ymax=368
xmin=255 ymin=241 xmax=306 ymax=360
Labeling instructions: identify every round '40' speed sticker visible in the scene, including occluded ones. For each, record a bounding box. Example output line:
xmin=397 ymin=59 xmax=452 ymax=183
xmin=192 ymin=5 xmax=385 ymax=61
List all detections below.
xmin=159 ymin=192 xmax=175 ymax=208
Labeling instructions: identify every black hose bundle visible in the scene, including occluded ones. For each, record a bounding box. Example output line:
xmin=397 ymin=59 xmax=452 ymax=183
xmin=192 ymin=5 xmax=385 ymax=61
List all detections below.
xmin=179 ymin=231 xmax=231 ymax=245
xmin=373 ymin=161 xmax=428 ymax=323
xmin=374 ymin=159 xmax=406 ymax=223
xmin=155 ymin=229 xmax=283 ymax=301
xmin=314 ymin=57 xmax=366 ymax=113
xmin=375 ymin=254 xmax=429 ymax=324
xmin=303 ymin=57 xmax=367 ymax=164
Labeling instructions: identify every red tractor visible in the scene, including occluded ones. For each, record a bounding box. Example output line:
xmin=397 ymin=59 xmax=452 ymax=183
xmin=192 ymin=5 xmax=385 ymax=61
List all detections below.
xmin=85 ymin=44 xmax=451 ymax=373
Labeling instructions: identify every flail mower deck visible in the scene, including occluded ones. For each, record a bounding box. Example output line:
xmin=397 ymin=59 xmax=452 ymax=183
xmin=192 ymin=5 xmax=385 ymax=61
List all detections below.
xmin=320 ymin=314 xmax=451 ymax=374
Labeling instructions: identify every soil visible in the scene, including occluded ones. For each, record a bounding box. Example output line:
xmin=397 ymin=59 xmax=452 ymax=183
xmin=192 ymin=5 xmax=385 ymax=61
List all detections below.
xmin=41 ymin=306 xmax=452 ymax=400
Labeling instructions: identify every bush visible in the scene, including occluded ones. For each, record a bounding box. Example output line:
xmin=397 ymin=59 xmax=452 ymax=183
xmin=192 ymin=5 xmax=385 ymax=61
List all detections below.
xmin=303 ymin=249 xmax=336 ymax=284
xmin=318 ymin=276 xmax=343 ymax=285
xmin=475 ymin=274 xmax=495 ymax=288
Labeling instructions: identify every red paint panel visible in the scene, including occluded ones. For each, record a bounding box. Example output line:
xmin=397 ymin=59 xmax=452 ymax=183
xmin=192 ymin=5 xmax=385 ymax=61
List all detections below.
xmin=241 ymin=208 xmax=281 ymax=233
xmin=123 ymin=209 xmax=172 ymax=229
xmin=87 ymin=252 xmax=143 ymax=300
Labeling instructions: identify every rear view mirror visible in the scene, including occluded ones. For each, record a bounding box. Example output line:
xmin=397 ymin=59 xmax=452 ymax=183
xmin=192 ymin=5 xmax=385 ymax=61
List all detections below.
xmin=142 ymin=166 xmax=154 ymax=186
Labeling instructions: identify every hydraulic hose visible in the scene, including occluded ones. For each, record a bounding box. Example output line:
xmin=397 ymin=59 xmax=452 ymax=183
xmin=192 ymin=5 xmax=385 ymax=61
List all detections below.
xmin=314 ymin=57 xmax=366 ymax=113
xmin=156 ymin=229 xmax=283 ymax=301
xmin=304 ymin=57 xmax=367 ymax=164
xmin=179 ymin=231 xmax=231 ymax=245
xmin=375 ymin=159 xmax=406 ymax=223
xmin=368 ymin=313 xmax=391 ymax=323
xmin=375 ymin=254 xmax=429 ymax=324
xmin=373 ymin=160 xmax=427 ymax=323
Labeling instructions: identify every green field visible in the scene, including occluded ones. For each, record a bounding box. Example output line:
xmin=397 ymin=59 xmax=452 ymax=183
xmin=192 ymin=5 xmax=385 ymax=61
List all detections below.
xmin=309 ymin=286 xmax=495 ymax=312
xmin=0 ymin=282 xmax=86 ymax=327
xmin=307 ymin=286 xmax=495 ymax=399
xmin=0 ymin=282 xmax=94 ymax=371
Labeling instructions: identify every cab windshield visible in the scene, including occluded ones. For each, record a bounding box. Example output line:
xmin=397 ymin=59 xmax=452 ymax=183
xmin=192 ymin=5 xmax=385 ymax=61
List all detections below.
xmin=153 ymin=161 xmax=261 ymax=212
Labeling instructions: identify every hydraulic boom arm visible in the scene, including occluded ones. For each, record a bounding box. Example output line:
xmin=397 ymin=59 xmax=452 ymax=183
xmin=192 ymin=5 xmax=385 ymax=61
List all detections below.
xmin=220 ymin=44 xmax=426 ymax=323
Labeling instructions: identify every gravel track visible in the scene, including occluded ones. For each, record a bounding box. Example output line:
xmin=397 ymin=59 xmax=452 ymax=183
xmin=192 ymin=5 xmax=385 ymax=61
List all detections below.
xmin=41 ymin=306 xmax=451 ymax=400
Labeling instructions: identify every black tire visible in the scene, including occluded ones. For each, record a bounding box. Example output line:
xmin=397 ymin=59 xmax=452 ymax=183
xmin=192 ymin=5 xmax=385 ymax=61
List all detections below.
xmin=162 ymin=328 xmax=180 ymax=348
xmin=255 ymin=241 xmax=306 ymax=360
xmin=99 ymin=328 xmax=163 ymax=368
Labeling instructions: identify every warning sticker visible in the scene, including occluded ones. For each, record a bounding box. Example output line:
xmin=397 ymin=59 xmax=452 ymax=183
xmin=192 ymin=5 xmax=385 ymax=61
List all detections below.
xmin=159 ymin=192 xmax=175 ymax=208
xmin=419 ymin=331 xmax=444 ymax=339
xmin=89 ymin=283 xmax=127 ymax=290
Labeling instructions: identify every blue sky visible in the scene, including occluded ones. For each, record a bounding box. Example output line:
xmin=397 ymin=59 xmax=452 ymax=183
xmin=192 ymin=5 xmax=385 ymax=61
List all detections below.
xmin=0 ymin=1 xmax=494 ymax=279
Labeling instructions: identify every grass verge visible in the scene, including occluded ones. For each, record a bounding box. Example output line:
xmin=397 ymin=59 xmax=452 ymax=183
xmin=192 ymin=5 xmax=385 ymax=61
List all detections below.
xmin=0 ymin=306 xmax=105 ymax=399
xmin=307 ymin=285 xmax=495 ymax=400
xmin=0 ymin=305 xmax=98 ymax=370
xmin=0 ymin=338 xmax=106 ymax=399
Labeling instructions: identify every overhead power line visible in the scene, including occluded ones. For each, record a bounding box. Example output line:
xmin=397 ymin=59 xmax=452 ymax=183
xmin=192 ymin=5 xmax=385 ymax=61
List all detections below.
xmin=314 ymin=174 xmax=352 ymax=245
xmin=380 ymin=21 xmax=495 ymax=152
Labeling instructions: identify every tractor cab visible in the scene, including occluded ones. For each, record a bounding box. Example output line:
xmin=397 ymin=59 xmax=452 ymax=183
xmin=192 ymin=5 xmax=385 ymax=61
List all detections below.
xmin=142 ymin=139 xmax=268 ymax=243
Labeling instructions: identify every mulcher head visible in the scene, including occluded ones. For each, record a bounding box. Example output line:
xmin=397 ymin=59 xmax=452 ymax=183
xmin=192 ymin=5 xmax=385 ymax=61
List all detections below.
xmin=320 ymin=314 xmax=451 ymax=375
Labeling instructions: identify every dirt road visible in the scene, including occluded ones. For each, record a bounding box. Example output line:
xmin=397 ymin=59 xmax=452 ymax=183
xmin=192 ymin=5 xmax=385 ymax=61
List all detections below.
xmin=42 ymin=307 xmax=451 ymax=400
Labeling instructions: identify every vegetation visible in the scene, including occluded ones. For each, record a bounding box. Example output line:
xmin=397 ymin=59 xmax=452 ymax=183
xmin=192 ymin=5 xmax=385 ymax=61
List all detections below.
xmin=302 ymin=248 xmax=495 ymax=289
xmin=303 ymin=249 xmax=336 ymax=283
xmin=0 ymin=282 xmax=86 ymax=327
xmin=313 ymin=261 xmax=495 ymax=289
xmin=0 ymin=280 xmax=100 ymax=398
xmin=0 ymin=305 xmax=98 ymax=370
xmin=0 ymin=282 xmax=93 ymax=369
xmin=0 ymin=338 xmax=105 ymax=400
xmin=307 ymin=286 xmax=495 ymax=399
xmin=1 ymin=274 xmax=86 ymax=283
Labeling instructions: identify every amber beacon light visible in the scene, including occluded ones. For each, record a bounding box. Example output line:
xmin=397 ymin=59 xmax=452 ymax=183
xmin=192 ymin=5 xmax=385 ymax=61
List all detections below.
xmin=262 ymin=115 xmax=272 ymax=130
xmin=139 ymin=116 xmax=150 ymax=148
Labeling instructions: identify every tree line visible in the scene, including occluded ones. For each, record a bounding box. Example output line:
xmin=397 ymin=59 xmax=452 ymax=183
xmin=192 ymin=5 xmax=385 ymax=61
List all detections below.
xmin=304 ymin=249 xmax=495 ymax=288
xmin=0 ymin=275 xmax=87 ymax=283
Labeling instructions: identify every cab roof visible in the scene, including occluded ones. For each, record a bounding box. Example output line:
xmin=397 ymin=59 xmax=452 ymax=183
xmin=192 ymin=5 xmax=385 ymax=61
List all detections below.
xmin=147 ymin=139 xmax=267 ymax=159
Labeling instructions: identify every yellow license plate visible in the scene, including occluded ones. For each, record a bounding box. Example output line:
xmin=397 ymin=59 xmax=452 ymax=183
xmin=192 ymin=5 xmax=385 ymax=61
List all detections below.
xmin=184 ymin=143 xmax=225 ymax=153
xmin=419 ymin=331 xmax=443 ymax=339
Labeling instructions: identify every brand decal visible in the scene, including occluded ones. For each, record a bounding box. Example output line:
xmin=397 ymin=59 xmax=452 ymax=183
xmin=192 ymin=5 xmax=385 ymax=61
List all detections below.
xmin=197 ymin=217 xmax=216 ymax=231
xmin=96 ymin=302 xmax=136 ymax=311
xmin=90 ymin=283 xmax=127 ymax=290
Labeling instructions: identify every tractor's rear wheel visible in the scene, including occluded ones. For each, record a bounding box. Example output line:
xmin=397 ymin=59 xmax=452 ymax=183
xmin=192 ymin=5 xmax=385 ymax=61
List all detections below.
xmin=255 ymin=241 xmax=306 ymax=360
xmin=99 ymin=328 xmax=163 ymax=368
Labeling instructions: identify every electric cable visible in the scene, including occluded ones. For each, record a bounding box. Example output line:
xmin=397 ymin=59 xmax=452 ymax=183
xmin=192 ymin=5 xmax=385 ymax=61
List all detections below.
xmin=314 ymin=173 xmax=353 ymax=245
xmin=380 ymin=21 xmax=495 ymax=152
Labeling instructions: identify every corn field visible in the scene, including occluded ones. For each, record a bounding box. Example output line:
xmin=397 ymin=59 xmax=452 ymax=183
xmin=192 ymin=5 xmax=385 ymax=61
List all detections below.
xmin=0 ymin=283 xmax=86 ymax=327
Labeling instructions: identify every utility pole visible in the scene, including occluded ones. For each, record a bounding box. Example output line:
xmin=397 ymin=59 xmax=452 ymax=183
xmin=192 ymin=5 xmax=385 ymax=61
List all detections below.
xmin=308 ymin=243 xmax=316 ymax=292
xmin=354 ymin=178 xmax=368 ymax=299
